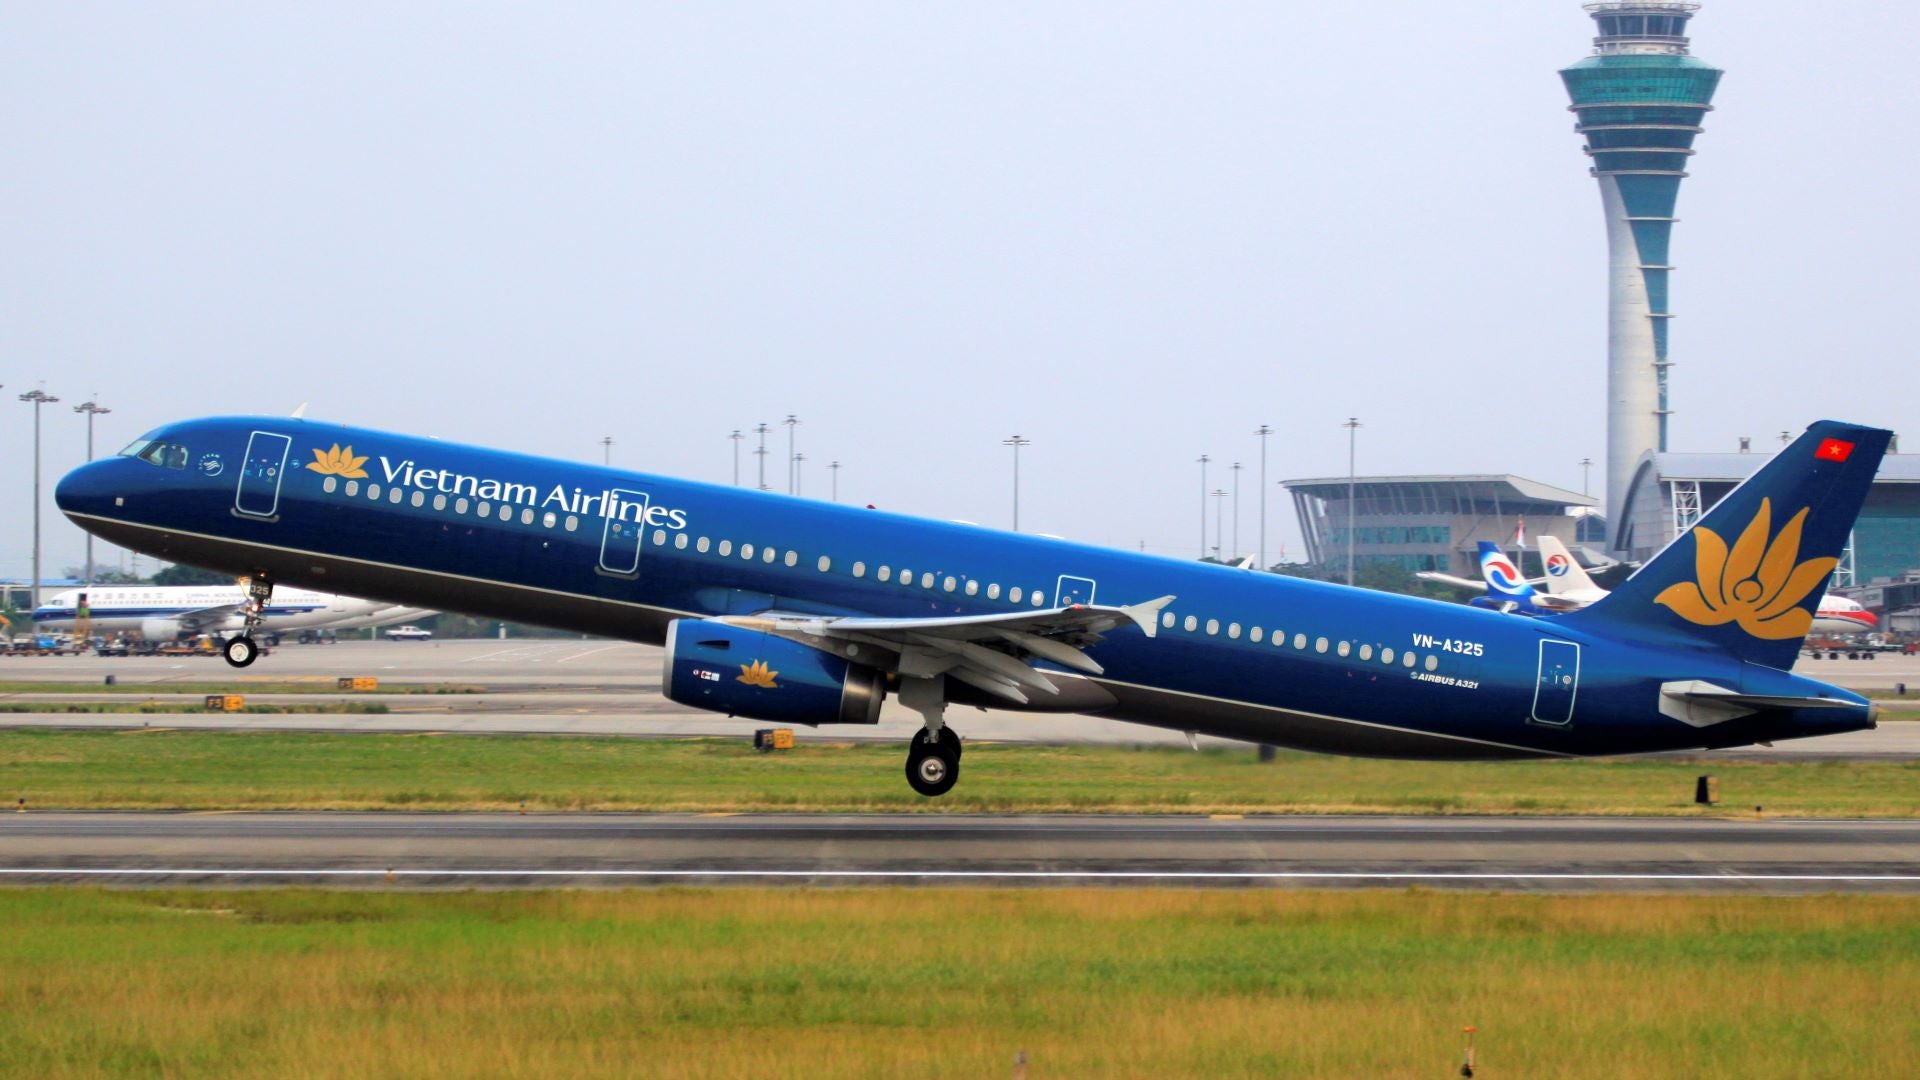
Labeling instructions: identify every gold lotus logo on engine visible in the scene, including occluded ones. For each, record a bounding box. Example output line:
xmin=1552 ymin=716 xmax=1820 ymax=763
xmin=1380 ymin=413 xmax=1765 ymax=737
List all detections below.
xmin=737 ymin=660 xmax=779 ymax=689
xmin=306 ymin=444 xmax=370 ymax=479
xmin=1654 ymin=497 xmax=1837 ymax=641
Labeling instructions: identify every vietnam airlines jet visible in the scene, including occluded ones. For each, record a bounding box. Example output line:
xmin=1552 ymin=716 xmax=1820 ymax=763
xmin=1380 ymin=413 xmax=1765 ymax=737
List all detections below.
xmin=30 ymin=584 xmax=433 ymax=641
xmin=56 ymin=417 xmax=1888 ymax=796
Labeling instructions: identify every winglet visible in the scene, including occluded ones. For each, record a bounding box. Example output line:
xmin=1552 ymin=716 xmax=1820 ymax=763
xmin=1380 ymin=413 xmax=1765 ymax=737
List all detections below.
xmin=1122 ymin=595 xmax=1176 ymax=638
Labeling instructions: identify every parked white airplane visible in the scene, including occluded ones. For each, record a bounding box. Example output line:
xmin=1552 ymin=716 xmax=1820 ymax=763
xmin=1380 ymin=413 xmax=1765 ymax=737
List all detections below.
xmin=31 ymin=584 xmax=434 ymax=641
xmin=1423 ymin=535 xmax=1876 ymax=634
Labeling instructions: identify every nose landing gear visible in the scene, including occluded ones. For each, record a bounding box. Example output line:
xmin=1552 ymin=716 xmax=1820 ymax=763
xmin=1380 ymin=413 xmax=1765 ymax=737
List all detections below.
xmin=222 ymin=577 xmax=274 ymax=669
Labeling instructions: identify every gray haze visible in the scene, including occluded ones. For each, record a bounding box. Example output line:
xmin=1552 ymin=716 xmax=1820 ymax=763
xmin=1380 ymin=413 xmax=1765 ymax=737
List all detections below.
xmin=5 ymin=2 xmax=1916 ymax=581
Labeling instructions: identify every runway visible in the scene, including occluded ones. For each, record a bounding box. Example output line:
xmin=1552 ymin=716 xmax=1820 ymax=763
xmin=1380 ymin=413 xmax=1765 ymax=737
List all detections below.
xmin=3 ymin=812 xmax=1918 ymax=893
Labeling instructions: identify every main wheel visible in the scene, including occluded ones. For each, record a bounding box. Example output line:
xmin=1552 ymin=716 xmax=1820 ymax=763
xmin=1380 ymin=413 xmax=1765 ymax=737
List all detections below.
xmin=905 ymin=741 xmax=959 ymax=797
xmin=223 ymin=635 xmax=258 ymax=669
xmin=918 ymin=724 xmax=963 ymax=760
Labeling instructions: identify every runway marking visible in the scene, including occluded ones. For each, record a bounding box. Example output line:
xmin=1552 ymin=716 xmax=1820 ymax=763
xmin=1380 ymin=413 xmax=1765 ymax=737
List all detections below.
xmin=556 ymin=644 xmax=627 ymax=664
xmin=1 ymin=868 xmax=1917 ymax=883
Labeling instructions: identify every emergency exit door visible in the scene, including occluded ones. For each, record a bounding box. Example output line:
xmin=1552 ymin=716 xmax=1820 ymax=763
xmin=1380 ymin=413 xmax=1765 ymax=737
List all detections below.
xmin=234 ymin=431 xmax=292 ymax=518
xmin=1531 ymin=639 xmax=1580 ymax=727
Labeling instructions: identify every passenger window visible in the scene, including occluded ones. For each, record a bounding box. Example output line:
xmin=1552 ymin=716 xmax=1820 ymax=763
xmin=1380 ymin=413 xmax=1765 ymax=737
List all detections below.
xmin=477 ymin=500 xmax=491 ymax=517
xmin=1250 ymin=627 xmax=1263 ymax=643
xmin=1162 ymin=611 xmax=1175 ymax=628
xmin=1293 ymin=633 xmax=1307 ymax=650
xmin=455 ymin=497 xmax=468 ymax=514
xmin=696 ymin=536 xmax=710 ymax=552
xmin=964 ymin=580 xmax=978 ymax=596
xmin=1336 ymin=641 xmax=1350 ymax=658
xmin=718 ymin=540 xmax=733 ymax=556
xmin=785 ymin=551 xmax=798 ymax=567
xmin=1358 ymin=644 xmax=1373 ymax=661
xmin=323 ymin=477 xmax=338 ymax=494
xmin=1010 ymin=587 xmax=1024 ymax=604
xmin=1403 ymin=652 xmax=1416 ymax=668
xmin=1382 ymin=647 xmax=1395 ymax=665
xmin=674 ymin=532 xmax=688 ymax=549
xmin=741 ymin=544 xmax=755 ymax=560
xmin=347 ymin=481 xmax=362 ymax=497
xmin=920 ymin=572 xmax=933 ymax=589
xmin=988 ymin=584 xmax=1001 ymax=600
xmin=852 ymin=561 xmax=866 ymax=578
xmin=433 ymin=494 xmax=447 ymax=511
xmin=817 ymin=556 xmax=831 ymax=572
xmin=1032 ymin=591 xmax=1045 ymax=608
xmin=566 ymin=516 xmax=579 ymax=532
xmin=943 ymin=576 xmax=956 ymax=592
xmin=1315 ymin=637 xmax=1329 ymax=654
xmin=654 ymin=530 xmax=667 ymax=545
xmin=1424 ymin=655 xmax=1438 ymax=672
xmin=411 ymin=491 xmax=425 ymax=508
xmin=1183 ymin=615 xmax=1197 ymax=632
xmin=763 ymin=547 xmax=777 ymax=564
xmin=878 ymin=566 xmax=891 ymax=582
xmin=1228 ymin=623 xmax=1241 ymax=640
xmin=500 ymin=505 xmax=514 ymax=521
xmin=521 ymin=508 xmax=535 ymax=524
xmin=900 ymin=568 xmax=913 ymax=587
xmin=391 ymin=488 xmax=405 ymax=505
xmin=368 ymin=483 xmax=382 ymax=499
xmin=1205 ymin=619 xmax=1219 ymax=636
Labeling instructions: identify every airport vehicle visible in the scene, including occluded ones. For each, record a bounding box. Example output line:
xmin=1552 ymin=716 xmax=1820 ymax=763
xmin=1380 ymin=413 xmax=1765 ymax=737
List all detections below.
xmin=1424 ymin=535 xmax=1876 ymax=634
xmin=384 ymin=625 xmax=433 ymax=641
xmin=31 ymin=584 xmax=432 ymax=642
xmin=56 ymin=417 xmax=1887 ymax=795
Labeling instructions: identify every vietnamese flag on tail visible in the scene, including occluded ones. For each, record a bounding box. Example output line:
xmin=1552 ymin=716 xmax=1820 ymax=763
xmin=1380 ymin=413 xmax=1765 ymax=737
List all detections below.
xmin=1815 ymin=438 xmax=1855 ymax=462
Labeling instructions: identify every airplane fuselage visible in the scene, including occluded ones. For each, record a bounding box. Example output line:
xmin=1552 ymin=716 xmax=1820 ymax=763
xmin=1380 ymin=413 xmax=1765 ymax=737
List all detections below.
xmin=55 ymin=417 xmax=1872 ymax=758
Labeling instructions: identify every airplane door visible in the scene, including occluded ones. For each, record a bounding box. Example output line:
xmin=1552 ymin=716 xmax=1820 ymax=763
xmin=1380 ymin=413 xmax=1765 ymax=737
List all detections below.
xmin=597 ymin=488 xmax=650 ymax=577
xmin=1054 ymin=576 xmax=1097 ymax=607
xmin=1531 ymin=640 xmax=1580 ymax=727
xmin=234 ymin=432 xmax=292 ymax=519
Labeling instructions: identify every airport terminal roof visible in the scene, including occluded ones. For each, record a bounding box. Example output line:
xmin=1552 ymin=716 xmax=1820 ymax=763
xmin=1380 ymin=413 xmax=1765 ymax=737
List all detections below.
xmin=1635 ymin=451 xmax=1920 ymax=483
xmin=1281 ymin=475 xmax=1596 ymax=510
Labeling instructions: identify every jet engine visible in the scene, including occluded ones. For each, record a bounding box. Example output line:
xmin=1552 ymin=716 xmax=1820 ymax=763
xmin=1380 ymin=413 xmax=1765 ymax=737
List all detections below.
xmin=138 ymin=618 xmax=185 ymax=641
xmin=662 ymin=619 xmax=886 ymax=726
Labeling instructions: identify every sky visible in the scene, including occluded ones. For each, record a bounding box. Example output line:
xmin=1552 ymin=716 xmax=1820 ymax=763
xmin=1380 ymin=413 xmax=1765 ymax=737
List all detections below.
xmin=3 ymin=1 xmax=1916 ymax=584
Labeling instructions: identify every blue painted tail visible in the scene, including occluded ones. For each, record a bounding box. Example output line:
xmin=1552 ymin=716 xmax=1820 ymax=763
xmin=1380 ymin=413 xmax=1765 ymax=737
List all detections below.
xmin=1563 ymin=420 xmax=1891 ymax=669
xmin=1476 ymin=541 xmax=1534 ymax=601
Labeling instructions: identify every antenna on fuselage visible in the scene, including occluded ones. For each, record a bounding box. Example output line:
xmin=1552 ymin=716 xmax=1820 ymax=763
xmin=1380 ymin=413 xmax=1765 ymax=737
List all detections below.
xmin=290 ymin=402 xmax=309 ymax=418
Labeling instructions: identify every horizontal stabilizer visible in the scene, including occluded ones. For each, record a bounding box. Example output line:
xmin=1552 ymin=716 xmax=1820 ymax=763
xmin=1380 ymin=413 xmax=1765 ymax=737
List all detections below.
xmin=1659 ymin=680 xmax=1861 ymax=727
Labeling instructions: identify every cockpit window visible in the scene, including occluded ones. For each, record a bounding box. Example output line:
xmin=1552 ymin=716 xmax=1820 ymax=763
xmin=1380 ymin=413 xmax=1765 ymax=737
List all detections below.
xmin=126 ymin=439 xmax=189 ymax=469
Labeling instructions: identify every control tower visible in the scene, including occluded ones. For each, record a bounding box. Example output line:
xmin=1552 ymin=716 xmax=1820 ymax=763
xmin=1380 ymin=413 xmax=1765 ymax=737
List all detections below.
xmin=1560 ymin=3 xmax=1721 ymax=548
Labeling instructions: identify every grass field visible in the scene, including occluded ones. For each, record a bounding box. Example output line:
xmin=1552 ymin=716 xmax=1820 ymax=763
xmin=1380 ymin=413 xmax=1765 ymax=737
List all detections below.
xmin=1 ymin=888 xmax=1915 ymax=1078
xmin=0 ymin=680 xmax=484 ymax=695
xmin=0 ymin=701 xmax=390 ymax=715
xmin=5 ymin=728 xmax=1920 ymax=815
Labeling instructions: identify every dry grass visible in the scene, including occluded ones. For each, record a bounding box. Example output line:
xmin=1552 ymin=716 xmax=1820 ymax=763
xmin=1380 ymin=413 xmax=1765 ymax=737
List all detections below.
xmin=0 ymin=888 xmax=1916 ymax=1078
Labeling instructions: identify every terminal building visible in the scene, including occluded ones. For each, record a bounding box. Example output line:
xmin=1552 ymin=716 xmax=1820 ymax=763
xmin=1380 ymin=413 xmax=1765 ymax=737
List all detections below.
xmin=1282 ymin=475 xmax=1599 ymax=579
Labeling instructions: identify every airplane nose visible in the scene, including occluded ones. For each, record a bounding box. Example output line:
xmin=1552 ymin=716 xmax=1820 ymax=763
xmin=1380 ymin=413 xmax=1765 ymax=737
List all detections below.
xmin=55 ymin=459 xmax=118 ymax=518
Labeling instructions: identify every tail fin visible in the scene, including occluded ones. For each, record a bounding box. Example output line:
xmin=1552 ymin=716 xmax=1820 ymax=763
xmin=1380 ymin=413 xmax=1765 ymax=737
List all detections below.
xmin=1536 ymin=535 xmax=1600 ymax=597
xmin=1476 ymin=541 xmax=1535 ymax=601
xmin=1563 ymin=420 xmax=1891 ymax=668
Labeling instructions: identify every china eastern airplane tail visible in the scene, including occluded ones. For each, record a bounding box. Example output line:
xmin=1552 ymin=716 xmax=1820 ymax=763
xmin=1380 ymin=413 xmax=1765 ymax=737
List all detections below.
xmin=55 ymin=416 xmax=1889 ymax=796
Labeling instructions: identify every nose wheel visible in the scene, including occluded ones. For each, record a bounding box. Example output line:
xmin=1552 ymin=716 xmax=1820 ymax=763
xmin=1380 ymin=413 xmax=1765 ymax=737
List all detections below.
xmin=222 ymin=576 xmax=274 ymax=669
xmin=905 ymin=726 xmax=962 ymax=797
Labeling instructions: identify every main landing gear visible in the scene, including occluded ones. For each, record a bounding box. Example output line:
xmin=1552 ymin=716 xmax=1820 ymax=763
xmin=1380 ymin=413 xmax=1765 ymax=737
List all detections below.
xmin=222 ymin=577 xmax=274 ymax=669
xmin=905 ymin=725 xmax=962 ymax=798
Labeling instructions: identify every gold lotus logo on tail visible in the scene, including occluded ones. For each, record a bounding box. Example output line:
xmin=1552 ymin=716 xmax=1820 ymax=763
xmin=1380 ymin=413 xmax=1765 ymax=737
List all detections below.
xmin=737 ymin=660 xmax=779 ymax=689
xmin=306 ymin=444 xmax=369 ymax=479
xmin=1654 ymin=497 xmax=1837 ymax=641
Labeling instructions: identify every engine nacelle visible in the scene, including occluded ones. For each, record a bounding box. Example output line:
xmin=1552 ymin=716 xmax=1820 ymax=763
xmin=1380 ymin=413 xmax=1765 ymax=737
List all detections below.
xmin=663 ymin=619 xmax=886 ymax=726
xmin=138 ymin=618 xmax=185 ymax=641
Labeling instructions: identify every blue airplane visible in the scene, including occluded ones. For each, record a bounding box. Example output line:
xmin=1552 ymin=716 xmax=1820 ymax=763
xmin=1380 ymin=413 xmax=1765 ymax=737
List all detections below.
xmin=56 ymin=417 xmax=1886 ymax=796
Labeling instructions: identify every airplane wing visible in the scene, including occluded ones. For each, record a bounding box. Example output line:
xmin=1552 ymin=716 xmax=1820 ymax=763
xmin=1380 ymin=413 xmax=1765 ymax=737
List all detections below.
xmin=724 ymin=596 xmax=1175 ymax=705
xmin=1415 ymin=571 xmax=1490 ymax=593
xmin=171 ymin=603 xmax=247 ymax=633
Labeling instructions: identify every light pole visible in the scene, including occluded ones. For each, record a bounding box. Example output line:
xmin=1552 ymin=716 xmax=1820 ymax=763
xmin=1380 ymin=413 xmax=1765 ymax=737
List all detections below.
xmin=1254 ymin=424 xmax=1272 ymax=570
xmin=1002 ymin=436 xmax=1031 ymax=531
xmin=73 ymin=400 xmax=110 ymax=589
xmin=1343 ymin=417 xmax=1362 ymax=587
xmin=793 ymin=452 xmax=806 ymax=497
xmin=1230 ymin=462 xmax=1242 ymax=561
xmin=1211 ymin=489 xmax=1228 ymax=561
xmin=1196 ymin=455 xmax=1210 ymax=558
xmin=601 ymin=436 xmax=613 ymax=466
xmin=729 ymin=430 xmax=744 ymax=486
xmin=20 ymin=388 xmax=59 ymax=615
xmin=1579 ymin=456 xmax=1593 ymax=497
xmin=830 ymin=460 xmax=841 ymax=503
xmin=754 ymin=423 xmax=770 ymax=490
xmin=783 ymin=414 xmax=800 ymax=495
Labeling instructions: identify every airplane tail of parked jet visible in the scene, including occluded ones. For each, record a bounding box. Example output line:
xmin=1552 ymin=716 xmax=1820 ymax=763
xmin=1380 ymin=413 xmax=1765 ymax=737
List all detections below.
xmin=1536 ymin=535 xmax=1603 ymax=600
xmin=1560 ymin=421 xmax=1890 ymax=669
xmin=1467 ymin=541 xmax=1540 ymax=611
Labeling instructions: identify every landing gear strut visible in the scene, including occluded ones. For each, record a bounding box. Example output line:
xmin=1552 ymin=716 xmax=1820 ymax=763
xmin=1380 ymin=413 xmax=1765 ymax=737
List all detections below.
xmin=222 ymin=577 xmax=273 ymax=669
